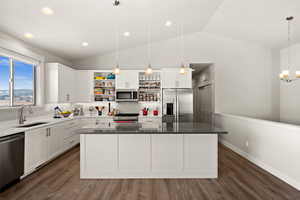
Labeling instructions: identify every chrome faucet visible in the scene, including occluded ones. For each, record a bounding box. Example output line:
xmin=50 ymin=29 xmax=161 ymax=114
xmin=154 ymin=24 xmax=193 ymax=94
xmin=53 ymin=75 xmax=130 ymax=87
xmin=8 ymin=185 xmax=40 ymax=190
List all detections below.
xmin=18 ymin=105 xmax=33 ymax=124
xmin=18 ymin=106 xmax=26 ymax=124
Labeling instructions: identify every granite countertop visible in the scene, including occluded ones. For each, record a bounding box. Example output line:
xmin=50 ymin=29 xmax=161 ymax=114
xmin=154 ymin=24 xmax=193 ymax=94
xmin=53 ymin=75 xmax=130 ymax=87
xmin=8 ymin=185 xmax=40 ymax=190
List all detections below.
xmin=78 ymin=122 xmax=227 ymax=134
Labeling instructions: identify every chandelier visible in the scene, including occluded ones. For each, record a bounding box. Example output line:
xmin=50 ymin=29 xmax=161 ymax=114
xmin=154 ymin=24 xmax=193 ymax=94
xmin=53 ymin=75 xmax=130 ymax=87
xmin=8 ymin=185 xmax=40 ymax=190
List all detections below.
xmin=279 ymin=16 xmax=300 ymax=82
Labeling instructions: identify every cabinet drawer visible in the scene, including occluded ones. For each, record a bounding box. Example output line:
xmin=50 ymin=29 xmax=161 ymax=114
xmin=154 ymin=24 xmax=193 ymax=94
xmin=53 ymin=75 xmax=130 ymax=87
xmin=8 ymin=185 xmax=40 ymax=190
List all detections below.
xmin=63 ymin=134 xmax=80 ymax=151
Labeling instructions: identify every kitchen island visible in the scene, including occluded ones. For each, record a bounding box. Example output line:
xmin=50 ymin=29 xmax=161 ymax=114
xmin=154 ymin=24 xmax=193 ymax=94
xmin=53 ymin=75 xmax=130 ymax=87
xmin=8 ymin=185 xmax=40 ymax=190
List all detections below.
xmin=79 ymin=122 xmax=227 ymax=179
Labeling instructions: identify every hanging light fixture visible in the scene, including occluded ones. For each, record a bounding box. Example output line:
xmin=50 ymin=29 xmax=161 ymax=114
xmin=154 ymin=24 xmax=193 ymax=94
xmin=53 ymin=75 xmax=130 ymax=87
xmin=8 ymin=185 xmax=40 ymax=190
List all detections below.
xmin=179 ymin=0 xmax=187 ymax=75
xmin=279 ymin=16 xmax=300 ymax=82
xmin=145 ymin=0 xmax=153 ymax=74
xmin=113 ymin=0 xmax=120 ymax=75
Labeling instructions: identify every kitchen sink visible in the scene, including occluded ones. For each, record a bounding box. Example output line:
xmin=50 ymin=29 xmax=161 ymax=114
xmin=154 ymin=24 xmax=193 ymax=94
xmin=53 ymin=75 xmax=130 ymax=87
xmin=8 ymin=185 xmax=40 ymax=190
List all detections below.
xmin=16 ymin=122 xmax=48 ymax=128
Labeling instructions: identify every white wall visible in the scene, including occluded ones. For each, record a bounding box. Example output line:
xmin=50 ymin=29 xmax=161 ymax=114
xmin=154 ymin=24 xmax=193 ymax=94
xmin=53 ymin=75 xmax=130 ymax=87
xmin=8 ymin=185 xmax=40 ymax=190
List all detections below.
xmin=74 ymin=32 xmax=276 ymax=120
xmin=215 ymin=113 xmax=300 ymax=190
xmin=0 ymin=31 xmax=73 ymax=121
xmin=280 ymin=43 xmax=300 ymax=125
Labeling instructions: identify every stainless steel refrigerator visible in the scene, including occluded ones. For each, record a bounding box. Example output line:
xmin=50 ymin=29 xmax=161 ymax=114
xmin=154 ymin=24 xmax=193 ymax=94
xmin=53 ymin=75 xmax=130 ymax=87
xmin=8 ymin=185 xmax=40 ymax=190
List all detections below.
xmin=162 ymin=89 xmax=193 ymax=122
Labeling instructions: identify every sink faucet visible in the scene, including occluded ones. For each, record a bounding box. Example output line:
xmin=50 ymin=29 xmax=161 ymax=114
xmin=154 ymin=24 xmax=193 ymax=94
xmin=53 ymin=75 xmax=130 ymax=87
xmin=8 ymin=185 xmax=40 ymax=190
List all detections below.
xmin=18 ymin=105 xmax=33 ymax=124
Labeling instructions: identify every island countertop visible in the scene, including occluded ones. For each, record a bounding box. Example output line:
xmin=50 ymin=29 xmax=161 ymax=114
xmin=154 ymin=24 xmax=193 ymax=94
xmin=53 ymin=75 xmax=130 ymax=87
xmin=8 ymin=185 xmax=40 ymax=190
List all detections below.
xmin=78 ymin=122 xmax=227 ymax=134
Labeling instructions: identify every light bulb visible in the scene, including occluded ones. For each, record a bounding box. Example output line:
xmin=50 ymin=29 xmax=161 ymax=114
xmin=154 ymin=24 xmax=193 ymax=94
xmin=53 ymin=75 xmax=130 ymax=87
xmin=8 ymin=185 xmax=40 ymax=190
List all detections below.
xmin=296 ymin=71 xmax=300 ymax=78
xmin=24 ymin=32 xmax=34 ymax=39
xmin=41 ymin=7 xmax=54 ymax=15
xmin=114 ymin=65 xmax=120 ymax=75
xmin=282 ymin=70 xmax=289 ymax=78
xmin=279 ymin=73 xmax=284 ymax=80
xmin=179 ymin=63 xmax=186 ymax=74
xmin=145 ymin=64 xmax=153 ymax=74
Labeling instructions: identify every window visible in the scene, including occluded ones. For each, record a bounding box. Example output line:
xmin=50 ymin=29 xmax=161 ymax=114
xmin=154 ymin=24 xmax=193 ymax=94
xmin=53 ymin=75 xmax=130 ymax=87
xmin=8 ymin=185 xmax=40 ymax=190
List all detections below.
xmin=0 ymin=56 xmax=10 ymax=106
xmin=0 ymin=55 xmax=36 ymax=107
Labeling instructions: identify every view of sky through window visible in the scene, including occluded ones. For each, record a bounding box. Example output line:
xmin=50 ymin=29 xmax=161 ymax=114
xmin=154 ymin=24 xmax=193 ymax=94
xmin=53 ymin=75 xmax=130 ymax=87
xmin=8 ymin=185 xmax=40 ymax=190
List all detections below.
xmin=13 ymin=60 xmax=34 ymax=105
xmin=0 ymin=56 xmax=10 ymax=106
xmin=0 ymin=56 xmax=34 ymax=106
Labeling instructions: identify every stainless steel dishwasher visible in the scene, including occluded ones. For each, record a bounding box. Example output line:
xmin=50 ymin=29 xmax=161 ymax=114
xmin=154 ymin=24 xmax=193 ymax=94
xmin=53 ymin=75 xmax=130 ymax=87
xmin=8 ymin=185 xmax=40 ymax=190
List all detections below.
xmin=0 ymin=133 xmax=24 ymax=190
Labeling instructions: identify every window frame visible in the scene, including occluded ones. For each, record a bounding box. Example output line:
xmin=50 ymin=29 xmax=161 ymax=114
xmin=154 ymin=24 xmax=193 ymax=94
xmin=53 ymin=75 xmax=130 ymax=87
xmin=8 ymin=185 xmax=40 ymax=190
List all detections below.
xmin=0 ymin=54 xmax=36 ymax=107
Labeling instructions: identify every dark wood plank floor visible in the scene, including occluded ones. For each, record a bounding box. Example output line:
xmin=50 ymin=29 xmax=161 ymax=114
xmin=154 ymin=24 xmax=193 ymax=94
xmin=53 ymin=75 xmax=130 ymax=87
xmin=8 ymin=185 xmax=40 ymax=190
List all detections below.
xmin=1 ymin=144 xmax=299 ymax=200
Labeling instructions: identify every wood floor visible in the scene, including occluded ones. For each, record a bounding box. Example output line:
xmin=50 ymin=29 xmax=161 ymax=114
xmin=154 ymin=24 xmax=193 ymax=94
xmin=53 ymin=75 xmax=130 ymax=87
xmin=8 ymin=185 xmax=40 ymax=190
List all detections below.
xmin=1 ymin=144 xmax=299 ymax=200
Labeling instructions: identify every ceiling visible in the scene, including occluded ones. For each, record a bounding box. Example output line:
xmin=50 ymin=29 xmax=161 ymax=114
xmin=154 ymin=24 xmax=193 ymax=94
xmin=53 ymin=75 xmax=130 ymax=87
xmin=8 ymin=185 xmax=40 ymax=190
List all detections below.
xmin=204 ymin=0 xmax=300 ymax=49
xmin=0 ymin=0 xmax=300 ymax=62
xmin=0 ymin=0 xmax=222 ymax=61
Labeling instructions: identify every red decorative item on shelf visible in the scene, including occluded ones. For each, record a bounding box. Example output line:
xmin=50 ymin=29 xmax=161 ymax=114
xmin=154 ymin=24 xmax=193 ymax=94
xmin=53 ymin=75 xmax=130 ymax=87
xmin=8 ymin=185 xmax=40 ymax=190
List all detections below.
xmin=153 ymin=110 xmax=158 ymax=116
xmin=142 ymin=108 xmax=148 ymax=116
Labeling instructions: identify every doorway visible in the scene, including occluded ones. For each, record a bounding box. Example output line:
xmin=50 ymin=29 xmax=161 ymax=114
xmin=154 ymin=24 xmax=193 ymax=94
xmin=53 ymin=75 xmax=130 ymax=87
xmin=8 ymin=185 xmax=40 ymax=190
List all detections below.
xmin=191 ymin=63 xmax=215 ymax=124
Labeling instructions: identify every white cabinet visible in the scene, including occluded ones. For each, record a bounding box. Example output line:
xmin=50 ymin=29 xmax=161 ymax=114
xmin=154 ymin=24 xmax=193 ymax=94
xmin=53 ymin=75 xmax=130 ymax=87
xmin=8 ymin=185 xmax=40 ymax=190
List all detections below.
xmin=75 ymin=70 xmax=93 ymax=102
xmin=24 ymin=120 xmax=82 ymax=175
xmin=48 ymin=125 xmax=64 ymax=159
xmin=25 ymin=128 xmax=48 ymax=173
xmin=82 ymin=135 xmax=118 ymax=176
xmin=162 ymin=68 xmax=192 ymax=88
xmin=116 ymin=70 xmax=139 ymax=89
xmin=152 ymin=135 xmax=183 ymax=172
xmin=119 ymin=135 xmax=150 ymax=172
xmin=184 ymin=134 xmax=217 ymax=173
xmin=45 ymin=63 xmax=75 ymax=103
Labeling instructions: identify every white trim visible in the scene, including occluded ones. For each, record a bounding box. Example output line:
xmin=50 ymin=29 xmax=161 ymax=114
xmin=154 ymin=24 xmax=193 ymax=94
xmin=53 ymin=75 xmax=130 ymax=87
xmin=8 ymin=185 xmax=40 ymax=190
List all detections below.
xmin=215 ymin=112 xmax=300 ymax=131
xmin=219 ymin=138 xmax=300 ymax=191
xmin=0 ymin=36 xmax=45 ymax=62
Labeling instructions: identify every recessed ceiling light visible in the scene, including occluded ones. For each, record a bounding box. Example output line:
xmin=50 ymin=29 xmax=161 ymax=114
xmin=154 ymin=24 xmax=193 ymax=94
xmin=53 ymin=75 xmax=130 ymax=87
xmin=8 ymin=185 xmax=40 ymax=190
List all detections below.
xmin=24 ymin=32 xmax=34 ymax=39
xmin=165 ymin=20 xmax=172 ymax=27
xmin=41 ymin=7 xmax=54 ymax=15
xmin=123 ymin=32 xmax=130 ymax=37
xmin=82 ymin=42 xmax=89 ymax=47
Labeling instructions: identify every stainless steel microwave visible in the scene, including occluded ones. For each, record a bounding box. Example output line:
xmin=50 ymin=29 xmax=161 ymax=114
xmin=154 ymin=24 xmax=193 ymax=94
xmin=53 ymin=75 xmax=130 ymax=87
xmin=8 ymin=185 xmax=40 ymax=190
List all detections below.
xmin=116 ymin=90 xmax=138 ymax=102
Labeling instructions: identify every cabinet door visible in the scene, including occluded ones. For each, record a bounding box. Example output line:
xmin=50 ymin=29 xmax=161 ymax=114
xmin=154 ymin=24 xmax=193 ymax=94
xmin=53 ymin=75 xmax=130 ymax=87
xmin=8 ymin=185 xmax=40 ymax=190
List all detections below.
xmin=183 ymin=134 xmax=217 ymax=172
xmin=116 ymin=70 xmax=139 ymax=89
xmin=162 ymin=68 xmax=178 ymax=88
xmin=119 ymin=135 xmax=150 ymax=172
xmin=177 ymin=68 xmax=192 ymax=88
xmin=162 ymin=68 xmax=192 ymax=88
xmin=25 ymin=128 xmax=48 ymax=173
xmin=48 ymin=126 xmax=64 ymax=159
xmin=83 ymin=135 xmax=118 ymax=172
xmin=59 ymin=65 xmax=75 ymax=102
xmin=152 ymin=135 xmax=183 ymax=172
xmin=75 ymin=70 xmax=93 ymax=102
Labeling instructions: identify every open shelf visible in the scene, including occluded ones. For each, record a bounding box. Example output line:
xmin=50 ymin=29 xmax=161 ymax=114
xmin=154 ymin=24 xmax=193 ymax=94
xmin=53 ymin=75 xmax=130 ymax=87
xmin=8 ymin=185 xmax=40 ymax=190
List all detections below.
xmin=94 ymin=72 xmax=116 ymax=101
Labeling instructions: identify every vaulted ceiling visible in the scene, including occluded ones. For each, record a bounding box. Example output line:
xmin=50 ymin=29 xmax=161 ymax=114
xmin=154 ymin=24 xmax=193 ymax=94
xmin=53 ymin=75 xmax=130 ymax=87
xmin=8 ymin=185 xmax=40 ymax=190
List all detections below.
xmin=0 ymin=0 xmax=300 ymax=61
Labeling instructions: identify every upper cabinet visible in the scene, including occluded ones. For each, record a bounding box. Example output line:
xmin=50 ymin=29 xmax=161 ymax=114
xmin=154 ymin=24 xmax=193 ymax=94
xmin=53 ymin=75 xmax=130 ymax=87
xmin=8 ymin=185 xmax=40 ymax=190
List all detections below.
xmin=162 ymin=68 xmax=192 ymax=88
xmin=116 ymin=70 xmax=139 ymax=89
xmin=75 ymin=70 xmax=93 ymax=102
xmin=45 ymin=63 xmax=75 ymax=103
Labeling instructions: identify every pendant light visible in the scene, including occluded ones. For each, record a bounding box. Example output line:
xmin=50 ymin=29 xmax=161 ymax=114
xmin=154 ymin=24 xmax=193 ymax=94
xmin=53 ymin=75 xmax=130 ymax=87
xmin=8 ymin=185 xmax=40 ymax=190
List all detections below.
xmin=113 ymin=0 xmax=120 ymax=75
xmin=179 ymin=0 xmax=186 ymax=75
xmin=145 ymin=0 xmax=153 ymax=74
xmin=279 ymin=16 xmax=300 ymax=82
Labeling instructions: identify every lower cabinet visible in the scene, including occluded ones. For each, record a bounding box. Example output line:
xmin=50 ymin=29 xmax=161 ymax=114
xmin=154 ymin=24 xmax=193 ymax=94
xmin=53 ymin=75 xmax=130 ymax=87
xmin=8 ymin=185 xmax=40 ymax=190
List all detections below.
xmin=119 ymin=135 xmax=151 ymax=172
xmin=152 ymin=134 xmax=183 ymax=172
xmin=24 ymin=128 xmax=48 ymax=173
xmin=24 ymin=120 xmax=81 ymax=175
xmin=81 ymin=134 xmax=218 ymax=178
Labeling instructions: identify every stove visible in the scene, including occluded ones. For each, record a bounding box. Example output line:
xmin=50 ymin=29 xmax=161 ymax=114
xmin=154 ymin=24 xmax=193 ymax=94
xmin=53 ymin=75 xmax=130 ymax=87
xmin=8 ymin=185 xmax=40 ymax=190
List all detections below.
xmin=113 ymin=113 xmax=139 ymax=123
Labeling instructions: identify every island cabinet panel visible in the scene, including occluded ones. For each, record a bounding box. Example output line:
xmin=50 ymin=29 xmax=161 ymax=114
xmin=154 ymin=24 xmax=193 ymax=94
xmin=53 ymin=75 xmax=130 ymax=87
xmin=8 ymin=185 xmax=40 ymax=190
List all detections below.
xmin=82 ymin=135 xmax=118 ymax=176
xmin=183 ymin=134 xmax=218 ymax=177
xmin=80 ymin=134 xmax=218 ymax=178
xmin=151 ymin=134 xmax=183 ymax=172
xmin=119 ymin=135 xmax=151 ymax=172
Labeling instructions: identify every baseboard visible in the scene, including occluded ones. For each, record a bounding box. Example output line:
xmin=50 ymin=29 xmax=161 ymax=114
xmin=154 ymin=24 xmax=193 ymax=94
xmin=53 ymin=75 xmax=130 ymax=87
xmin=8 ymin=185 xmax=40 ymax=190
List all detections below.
xmin=219 ymin=139 xmax=300 ymax=191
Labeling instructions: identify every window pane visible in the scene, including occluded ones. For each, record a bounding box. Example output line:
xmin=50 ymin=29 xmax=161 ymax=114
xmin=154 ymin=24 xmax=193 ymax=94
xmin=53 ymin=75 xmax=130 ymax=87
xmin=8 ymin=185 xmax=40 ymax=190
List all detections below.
xmin=13 ymin=60 xmax=34 ymax=105
xmin=0 ymin=56 xmax=10 ymax=107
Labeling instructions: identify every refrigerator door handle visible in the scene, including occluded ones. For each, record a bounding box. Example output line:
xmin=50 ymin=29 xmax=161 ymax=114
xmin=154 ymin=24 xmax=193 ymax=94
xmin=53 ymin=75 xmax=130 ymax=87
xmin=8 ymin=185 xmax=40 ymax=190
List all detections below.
xmin=176 ymin=95 xmax=179 ymax=122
